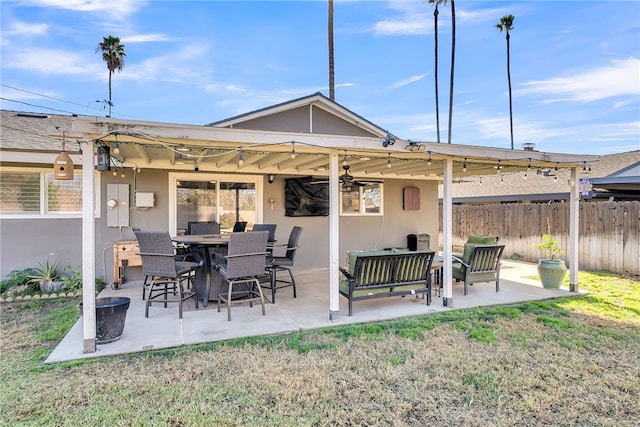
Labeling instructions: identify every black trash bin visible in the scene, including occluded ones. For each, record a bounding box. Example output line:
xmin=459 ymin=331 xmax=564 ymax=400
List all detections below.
xmin=79 ymin=297 xmax=130 ymax=344
xmin=407 ymin=234 xmax=417 ymax=251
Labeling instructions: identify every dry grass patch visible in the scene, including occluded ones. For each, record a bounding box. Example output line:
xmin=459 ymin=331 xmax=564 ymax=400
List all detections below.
xmin=1 ymin=272 xmax=638 ymax=426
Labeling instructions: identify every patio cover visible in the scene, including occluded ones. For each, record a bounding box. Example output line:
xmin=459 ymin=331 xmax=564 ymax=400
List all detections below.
xmin=52 ymin=115 xmax=597 ymax=353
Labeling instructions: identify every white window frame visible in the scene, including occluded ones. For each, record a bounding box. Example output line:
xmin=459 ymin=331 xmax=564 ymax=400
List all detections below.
xmin=168 ymin=172 xmax=263 ymax=236
xmin=0 ymin=166 xmax=101 ymax=219
xmin=339 ymin=183 xmax=384 ymax=216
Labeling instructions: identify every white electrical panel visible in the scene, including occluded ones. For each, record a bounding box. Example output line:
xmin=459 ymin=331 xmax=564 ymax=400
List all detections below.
xmin=135 ymin=192 xmax=155 ymax=208
xmin=106 ymin=184 xmax=130 ymax=227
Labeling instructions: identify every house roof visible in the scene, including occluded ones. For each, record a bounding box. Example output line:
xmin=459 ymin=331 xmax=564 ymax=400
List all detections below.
xmin=1 ymin=104 xmax=598 ymax=182
xmin=444 ymin=151 xmax=640 ymax=202
xmin=0 ymin=111 xmax=74 ymax=152
xmin=206 ymin=92 xmax=389 ymax=139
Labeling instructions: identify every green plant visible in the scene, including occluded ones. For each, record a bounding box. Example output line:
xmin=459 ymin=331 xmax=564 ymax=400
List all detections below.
xmin=60 ymin=264 xmax=82 ymax=292
xmin=535 ymin=234 xmax=563 ymax=260
xmin=0 ymin=267 xmax=35 ymax=294
xmin=27 ymin=258 xmax=60 ymax=288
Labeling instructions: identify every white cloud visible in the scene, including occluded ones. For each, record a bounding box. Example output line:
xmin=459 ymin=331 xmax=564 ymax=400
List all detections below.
xmin=3 ymin=21 xmax=49 ymax=36
xmin=124 ymin=49 xmax=207 ymax=82
xmin=121 ymin=34 xmax=173 ymax=43
xmin=516 ymin=57 xmax=640 ymax=102
xmin=28 ymin=0 xmax=143 ymax=17
xmin=3 ymin=48 xmax=102 ymax=76
xmin=389 ymin=74 xmax=426 ymax=90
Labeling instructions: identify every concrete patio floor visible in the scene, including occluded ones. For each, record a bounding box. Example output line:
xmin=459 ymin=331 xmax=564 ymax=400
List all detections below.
xmin=46 ymin=260 xmax=580 ymax=363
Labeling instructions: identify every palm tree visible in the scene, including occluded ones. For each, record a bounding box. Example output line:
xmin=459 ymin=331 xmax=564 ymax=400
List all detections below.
xmin=496 ymin=14 xmax=515 ymax=149
xmin=328 ymin=0 xmax=335 ymax=100
xmin=428 ymin=0 xmax=447 ymax=144
xmin=447 ymin=0 xmax=456 ymax=145
xmin=96 ymin=35 xmax=126 ymax=117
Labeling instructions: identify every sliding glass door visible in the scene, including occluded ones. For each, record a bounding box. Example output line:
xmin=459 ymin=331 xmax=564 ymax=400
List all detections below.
xmin=170 ymin=173 xmax=261 ymax=235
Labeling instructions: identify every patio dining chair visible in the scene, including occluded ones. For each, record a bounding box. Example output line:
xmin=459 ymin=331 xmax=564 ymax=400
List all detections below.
xmin=187 ymin=221 xmax=220 ymax=235
xmin=134 ymin=230 xmax=200 ymax=318
xmin=215 ymin=230 xmax=269 ymax=321
xmin=232 ymin=221 xmax=248 ymax=232
xmin=263 ymin=226 xmax=303 ymax=303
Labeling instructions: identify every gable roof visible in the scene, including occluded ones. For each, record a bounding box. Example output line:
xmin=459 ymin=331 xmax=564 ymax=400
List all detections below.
xmin=206 ymin=92 xmax=390 ymax=138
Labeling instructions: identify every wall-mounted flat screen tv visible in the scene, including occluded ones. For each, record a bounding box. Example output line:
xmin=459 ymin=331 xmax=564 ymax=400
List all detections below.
xmin=284 ymin=177 xmax=329 ymax=217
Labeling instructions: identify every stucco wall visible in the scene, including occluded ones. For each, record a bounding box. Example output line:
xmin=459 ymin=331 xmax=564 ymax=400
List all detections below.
xmin=1 ymin=171 xmax=439 ymax=283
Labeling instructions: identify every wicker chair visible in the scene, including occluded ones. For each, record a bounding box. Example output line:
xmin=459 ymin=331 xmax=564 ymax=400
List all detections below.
xmin=232 ymin=221 xmax=248 ymax=232
xmin=134 ymin=230 xmax=199 ymax=318
xmin=215 ymin=230 xmax=269 ymax=321
xmin=187 ymin=221 xmax=220 ymax=235
xmin=251 ymin=224 xmax=277 ymax=243
xmin=263 ymin=226 xmax=302 ymax=303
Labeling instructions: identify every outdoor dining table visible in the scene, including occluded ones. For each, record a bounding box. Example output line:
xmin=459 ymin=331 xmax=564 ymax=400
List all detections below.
xmin=172 ymin=234 xmax=230 ymax=306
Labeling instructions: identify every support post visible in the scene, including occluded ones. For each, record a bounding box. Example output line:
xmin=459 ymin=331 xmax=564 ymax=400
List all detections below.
xmin=442 ymin=159 xmax=454 ymax=307
xmin=82 ymin=139 xmax=97 ymax=353
xmin=569 ymin=167 xmax=579 ymax=292
xmin=328 ymin=152 xmax=340 ymax=320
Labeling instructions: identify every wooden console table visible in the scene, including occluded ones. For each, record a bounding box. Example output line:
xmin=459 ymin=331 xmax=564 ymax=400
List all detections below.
xmin=113 ymin=240 xmax=142 ymax=288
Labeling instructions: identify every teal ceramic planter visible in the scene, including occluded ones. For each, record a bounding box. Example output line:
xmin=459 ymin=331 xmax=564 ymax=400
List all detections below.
xmin=537 ymin=259 xmax=567 ymax=289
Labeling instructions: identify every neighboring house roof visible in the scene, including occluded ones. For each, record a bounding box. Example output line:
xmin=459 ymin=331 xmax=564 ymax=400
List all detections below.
xmin=443 ymin=151 xmax=640 ymax=203
xmin=207 ymin=92 xmax=390 ymax=138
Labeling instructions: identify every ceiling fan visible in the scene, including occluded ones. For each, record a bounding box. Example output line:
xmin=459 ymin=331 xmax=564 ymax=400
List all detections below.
xmin=310 ymin=152 xmax=383 ymax=191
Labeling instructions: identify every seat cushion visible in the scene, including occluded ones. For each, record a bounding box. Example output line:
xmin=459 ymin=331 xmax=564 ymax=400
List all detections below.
xmin=452 ymin=261 xmax=465 ymax=280
xmin=175 ymin=261 xmax=199 ymax=275
xmin=467 ymin=235 xmax=498 ymax=244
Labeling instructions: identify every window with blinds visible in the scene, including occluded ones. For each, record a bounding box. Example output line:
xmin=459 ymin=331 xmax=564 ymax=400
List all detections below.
xmin=0 ymin=171 xmax=82 ymax=214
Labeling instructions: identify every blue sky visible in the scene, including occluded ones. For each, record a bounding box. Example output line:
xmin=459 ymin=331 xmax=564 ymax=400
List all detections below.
xmin=1 ymin=0 xmax=638 ymax=156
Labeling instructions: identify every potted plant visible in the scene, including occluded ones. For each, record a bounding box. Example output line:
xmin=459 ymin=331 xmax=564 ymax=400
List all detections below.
xmin=534 ymin=234 xmax=567 ymax=289
xmin=28 ymin=258 xmax=63 ymax=292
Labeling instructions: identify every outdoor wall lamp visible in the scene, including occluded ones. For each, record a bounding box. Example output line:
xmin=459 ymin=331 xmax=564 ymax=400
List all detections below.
xmin=382 ymin=133 xmax=396 ymax=147
xmin=96 ymin=145 xmax=111 ymax=171
xmin=268 ymin=174 xmax=275 ymax=184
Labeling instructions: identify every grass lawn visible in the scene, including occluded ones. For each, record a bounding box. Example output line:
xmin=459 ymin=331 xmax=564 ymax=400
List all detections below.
xmin=0 ymin=271 xmax=638 ymax=426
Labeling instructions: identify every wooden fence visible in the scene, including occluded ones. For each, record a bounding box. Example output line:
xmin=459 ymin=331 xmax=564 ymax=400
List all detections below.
xmin=439 ymin=201 xmax=639 ymax=276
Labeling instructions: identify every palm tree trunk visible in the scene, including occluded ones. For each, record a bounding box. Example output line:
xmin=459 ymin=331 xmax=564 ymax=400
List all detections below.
xmin=447 ymin=0 xmax=456 ymax=144
xmin=328 ymin=0 xmax=335 ymax=101
xmin=434 ymin=5 xmax=441 ymax=144
xmin=108 ymin=71 xmax=113 ymax=117
xmin=507 ymin=32 xmax=514 ymax=149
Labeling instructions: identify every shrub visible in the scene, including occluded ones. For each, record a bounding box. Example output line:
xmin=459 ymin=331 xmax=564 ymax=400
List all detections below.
xmin=0 ymin=267 xmax=35 ymax=294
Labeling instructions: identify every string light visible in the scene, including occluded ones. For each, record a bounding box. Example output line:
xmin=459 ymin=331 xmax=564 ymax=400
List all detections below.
xmin=387 ymin=153 xmax=392 ymax=168
xmin=290 ymin=142 xmax=296 ymax=159
xmin=113 ymin=134 xmax=120 ymax=155
xmin=427 ymin=151 xmax=432 ymax=166
xmin=238 ymin=149 xmax=244 ymax=167
xmin=121 ymin=168 xmax=125 ymax=178
xmin=500 ymin=175 xmax=504 ymax=184
xmin=496 ymin=160 xmax=502 ymax=173
xmin=525 ymin=158 xmax=531 ymax=179
xmin=462 ymin=158 xmax=467 ymax=172
xmin=479 ymin=176 xmax=483 ymax=185
xmin=112 ymin=169 xmax=117 ymax=177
